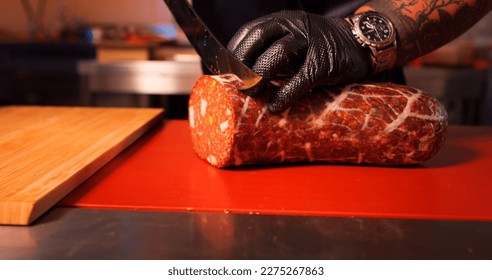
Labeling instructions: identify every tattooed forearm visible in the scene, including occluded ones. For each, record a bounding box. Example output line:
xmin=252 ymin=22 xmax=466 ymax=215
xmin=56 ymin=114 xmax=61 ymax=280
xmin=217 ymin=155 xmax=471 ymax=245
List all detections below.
xmin=359 ymin=0 xmax=492 ymax=66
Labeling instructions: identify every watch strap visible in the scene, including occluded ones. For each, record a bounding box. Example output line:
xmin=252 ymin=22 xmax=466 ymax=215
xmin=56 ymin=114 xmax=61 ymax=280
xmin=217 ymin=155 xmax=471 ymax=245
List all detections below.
xmin=348 ymin=12 xmax=397 ymax=73
xmin=369 ymin=42 xmax=397 ymax=73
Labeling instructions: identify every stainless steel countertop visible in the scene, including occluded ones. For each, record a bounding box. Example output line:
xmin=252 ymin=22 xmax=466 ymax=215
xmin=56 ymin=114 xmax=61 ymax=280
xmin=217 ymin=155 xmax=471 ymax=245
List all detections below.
xmin=1 ymin=208 xmax=492 ymax=259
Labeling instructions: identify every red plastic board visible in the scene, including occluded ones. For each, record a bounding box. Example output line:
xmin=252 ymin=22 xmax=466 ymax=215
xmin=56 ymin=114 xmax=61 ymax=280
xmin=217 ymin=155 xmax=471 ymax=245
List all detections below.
xmin=60 ymin=121 xmax=492 ymax=221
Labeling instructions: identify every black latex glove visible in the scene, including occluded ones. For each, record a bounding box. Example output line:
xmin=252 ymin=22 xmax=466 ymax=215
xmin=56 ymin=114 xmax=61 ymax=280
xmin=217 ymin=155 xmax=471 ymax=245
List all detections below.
xmin=227 ymin=10 xmax=371 ymax=114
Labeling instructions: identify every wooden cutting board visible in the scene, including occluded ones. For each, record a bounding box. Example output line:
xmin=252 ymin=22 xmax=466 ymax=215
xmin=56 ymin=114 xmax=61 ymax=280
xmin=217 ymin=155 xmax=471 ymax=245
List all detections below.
xmin=0 ymin=106 xmax=163 ymax=225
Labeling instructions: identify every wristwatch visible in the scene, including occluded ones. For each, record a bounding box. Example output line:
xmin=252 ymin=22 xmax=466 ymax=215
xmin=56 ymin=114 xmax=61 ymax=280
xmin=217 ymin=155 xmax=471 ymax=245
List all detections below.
xmin=348 ymin=11 xmax=397 ymax=73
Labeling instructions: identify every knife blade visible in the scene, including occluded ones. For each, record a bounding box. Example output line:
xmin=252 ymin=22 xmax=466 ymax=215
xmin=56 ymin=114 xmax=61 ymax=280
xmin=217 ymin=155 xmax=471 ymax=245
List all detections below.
xmin=163 ymin=0 xmax=262 ymax=90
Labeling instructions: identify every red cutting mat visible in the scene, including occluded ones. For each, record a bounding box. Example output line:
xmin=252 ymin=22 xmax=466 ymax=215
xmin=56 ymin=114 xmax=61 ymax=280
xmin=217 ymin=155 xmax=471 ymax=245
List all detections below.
xmin=60 ymin=121 xmax=492 ymax=221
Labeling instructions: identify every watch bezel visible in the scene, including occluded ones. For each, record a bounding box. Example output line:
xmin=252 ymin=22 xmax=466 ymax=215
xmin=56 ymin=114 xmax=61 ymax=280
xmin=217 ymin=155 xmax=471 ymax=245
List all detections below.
xmin=352 ymin=12 xmax=395 ymax=49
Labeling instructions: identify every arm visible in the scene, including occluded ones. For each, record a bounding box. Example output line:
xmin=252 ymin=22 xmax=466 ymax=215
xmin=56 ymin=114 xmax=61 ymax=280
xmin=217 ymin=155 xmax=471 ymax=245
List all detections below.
xmin=227 ymin=1 xmax=491 ymax=113
xmin=358 ymin=0 xmax=492 ymax=66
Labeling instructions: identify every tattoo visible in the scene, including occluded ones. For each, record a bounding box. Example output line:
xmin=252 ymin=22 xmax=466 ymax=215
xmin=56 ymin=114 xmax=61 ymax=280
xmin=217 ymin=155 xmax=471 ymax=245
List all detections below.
xmin=366 ymin=0 xmax=492 ymax=65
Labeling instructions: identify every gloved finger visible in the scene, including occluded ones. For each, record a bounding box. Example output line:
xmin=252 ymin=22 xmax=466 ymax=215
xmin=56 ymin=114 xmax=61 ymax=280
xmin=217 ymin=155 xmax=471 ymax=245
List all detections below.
xmin=227 ymin=18 xmax=267 ymax=53
xmin=267 ymin=68 xmax=313 ymax=114
xmin=252 ymin=34 xmax=306 ymax=77
xmin=244 ymin=35 xmax=306 ymax=97
xmin=227 ymin=19 xmax=296 ymax=67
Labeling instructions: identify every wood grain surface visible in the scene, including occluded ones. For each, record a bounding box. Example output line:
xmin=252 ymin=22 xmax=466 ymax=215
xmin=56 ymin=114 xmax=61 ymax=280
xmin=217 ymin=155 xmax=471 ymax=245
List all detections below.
xmin=0 ymin=106 xmax=163 ymax=225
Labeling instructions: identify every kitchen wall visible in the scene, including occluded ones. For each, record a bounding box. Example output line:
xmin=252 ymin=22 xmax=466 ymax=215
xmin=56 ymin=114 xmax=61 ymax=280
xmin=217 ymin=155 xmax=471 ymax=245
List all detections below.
xmin=0 ymin=0 xmax=172 ymax=40
xmin=1 ymin=1 xmax=492 ymax=123
xmin=2 ymin=1 xmax=491 ymax=43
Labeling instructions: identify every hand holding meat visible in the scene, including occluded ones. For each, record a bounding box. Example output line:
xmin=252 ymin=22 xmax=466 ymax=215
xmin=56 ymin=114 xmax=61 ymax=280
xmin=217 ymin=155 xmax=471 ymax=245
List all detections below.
xmin=227 ymin=10 xmax=370 ymax=114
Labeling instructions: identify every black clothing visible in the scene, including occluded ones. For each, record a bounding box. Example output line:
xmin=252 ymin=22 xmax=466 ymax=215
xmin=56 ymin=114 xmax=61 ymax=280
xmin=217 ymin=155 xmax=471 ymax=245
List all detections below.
xmin=193 ymin=0 xmax=369 ymax=46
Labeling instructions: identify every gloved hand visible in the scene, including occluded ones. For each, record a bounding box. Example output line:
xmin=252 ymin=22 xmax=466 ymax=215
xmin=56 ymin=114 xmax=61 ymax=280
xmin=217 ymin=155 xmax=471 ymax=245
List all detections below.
xmin=227 ymin=10 xmax=371 ymax=114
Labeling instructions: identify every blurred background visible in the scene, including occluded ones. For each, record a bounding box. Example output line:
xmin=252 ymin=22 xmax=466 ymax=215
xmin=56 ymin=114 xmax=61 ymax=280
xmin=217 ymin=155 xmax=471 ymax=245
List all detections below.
xmin=1 ymin=0 xmax=491 ymax=124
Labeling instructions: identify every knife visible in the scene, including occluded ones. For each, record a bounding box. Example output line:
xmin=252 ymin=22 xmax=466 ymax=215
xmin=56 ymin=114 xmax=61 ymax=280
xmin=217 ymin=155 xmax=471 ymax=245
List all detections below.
xmin=163 ymin=0 xmax=262 ymax=90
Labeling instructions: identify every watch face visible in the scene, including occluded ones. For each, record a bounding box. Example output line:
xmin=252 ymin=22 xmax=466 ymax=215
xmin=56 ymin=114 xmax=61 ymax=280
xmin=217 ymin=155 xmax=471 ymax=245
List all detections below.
xmin=358 ymin=13 xmax=394 ymax=44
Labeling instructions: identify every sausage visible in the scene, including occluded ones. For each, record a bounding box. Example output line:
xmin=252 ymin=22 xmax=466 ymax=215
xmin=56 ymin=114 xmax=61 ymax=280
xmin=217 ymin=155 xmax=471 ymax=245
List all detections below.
xmin=188 ymin=75 xmax=448 ymax=168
